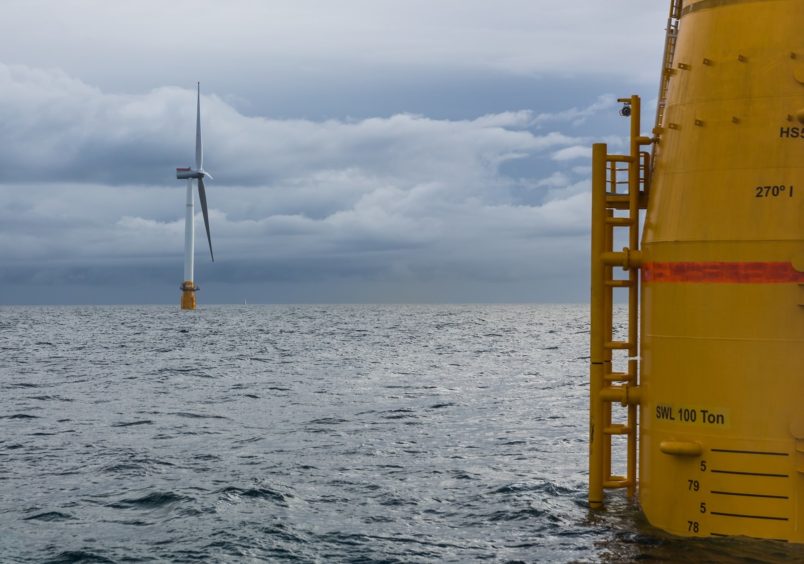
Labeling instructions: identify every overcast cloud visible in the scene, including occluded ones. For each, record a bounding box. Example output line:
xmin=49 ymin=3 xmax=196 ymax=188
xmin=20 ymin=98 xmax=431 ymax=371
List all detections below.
xmin=0 ymin=1 xmax=666 ymax=304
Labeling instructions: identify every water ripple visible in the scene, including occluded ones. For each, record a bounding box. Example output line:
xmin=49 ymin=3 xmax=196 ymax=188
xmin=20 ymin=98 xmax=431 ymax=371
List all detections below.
xmin=108 ymin=491 xmax=189 ymax=510
xmin=23 ymin=511 xmax=75 ymax=522
xmin=2 ymin=305 xmax=802 ymax=562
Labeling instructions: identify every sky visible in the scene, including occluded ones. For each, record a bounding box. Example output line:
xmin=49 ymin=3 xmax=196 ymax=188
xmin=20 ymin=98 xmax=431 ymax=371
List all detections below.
xmin=0 ymin=1 xmax=668 ymax=304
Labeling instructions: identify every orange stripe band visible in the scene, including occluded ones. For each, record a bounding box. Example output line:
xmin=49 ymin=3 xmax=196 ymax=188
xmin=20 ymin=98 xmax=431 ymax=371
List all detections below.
xmin=642 ymin=262 xmax=804 ymax=284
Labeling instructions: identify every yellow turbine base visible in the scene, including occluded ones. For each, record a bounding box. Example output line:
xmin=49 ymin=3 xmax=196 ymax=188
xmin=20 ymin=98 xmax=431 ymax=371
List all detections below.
xmin=180 ymin=281 xmax=196 ymax=310
xmin=637 ymin=0 xmax=804 ymax=543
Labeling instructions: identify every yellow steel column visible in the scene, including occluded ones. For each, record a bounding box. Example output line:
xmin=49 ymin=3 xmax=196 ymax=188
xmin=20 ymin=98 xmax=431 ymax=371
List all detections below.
xmin=627 ymin=95 xmax=640 ymax=358
xmin=639 ymin=0 xmax=804 ymax=541
xmin=626 ymin=358 xmax=638 ymax=498
xmin=603 ymin=209 xmax=614 ymax=484
xmin=589 ymin=143 xmax=608 ymax=509
xmin=180 ymin=281 xmax=197 ymax=310
xmin=627 ymin=95 xmax=641 ymax=499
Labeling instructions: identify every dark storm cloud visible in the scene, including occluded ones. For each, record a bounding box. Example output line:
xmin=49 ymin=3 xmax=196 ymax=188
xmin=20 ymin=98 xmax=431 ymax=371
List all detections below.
xmin=0 ymin=1 xmax=666 ymax=100
xmin=0 ymin=65 xmax=188 ymax=185
xmin=0 ymin=1 xmax=668 ymax=303
xmin=0 ymin=64 xmax=594 ymax=187
xmin=0 ymin=63 xmax=627 ymax=303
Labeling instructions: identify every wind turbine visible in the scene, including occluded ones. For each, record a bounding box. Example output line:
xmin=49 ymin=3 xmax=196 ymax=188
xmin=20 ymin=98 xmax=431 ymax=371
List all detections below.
xmin=176 ymin=82 xmax=214 ymax=310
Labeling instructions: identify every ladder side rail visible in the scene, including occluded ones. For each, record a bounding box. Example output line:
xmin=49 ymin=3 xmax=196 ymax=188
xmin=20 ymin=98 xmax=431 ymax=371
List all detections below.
xmin=603 ymin=210 xmax=615 ymax=483
xmin=589 ymin=143 xmax=609 ymax=509
xmin=640 ymin=151 xmax=651 ymax=203
xmin=627 ymin=95 xmax=641 ymax=357
xmin=626 ymin=95 xmax=643 ymax=498
xmin=653 ymin=0 xmax=682 ymax=165
xmin=627 ymin=359 xmax=638 ymax=498
xmin=654 ymin=2 xmax=680 ymax=130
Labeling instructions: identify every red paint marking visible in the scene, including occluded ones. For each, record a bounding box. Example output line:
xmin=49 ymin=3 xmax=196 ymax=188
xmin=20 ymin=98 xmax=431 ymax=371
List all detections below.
xmin=642 ymin=262 xmax=804 ymax=284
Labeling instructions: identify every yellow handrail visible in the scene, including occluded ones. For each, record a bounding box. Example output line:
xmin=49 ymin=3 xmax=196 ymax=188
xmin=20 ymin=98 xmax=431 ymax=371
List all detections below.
xmin=589 ymin=95 xmax=650 ymax=508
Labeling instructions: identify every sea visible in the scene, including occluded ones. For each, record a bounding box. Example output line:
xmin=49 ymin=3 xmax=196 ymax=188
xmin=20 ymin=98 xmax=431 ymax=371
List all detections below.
xmin=1 ymin=304 xmax=801 ymax=563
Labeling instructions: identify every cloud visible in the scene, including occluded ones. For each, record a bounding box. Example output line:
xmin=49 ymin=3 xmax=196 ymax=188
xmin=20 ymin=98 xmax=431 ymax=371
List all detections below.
xmin=0 ymin=64 xmax=584 ymax=188
xmin=0 ymin=2 xmax=668 ymax=94
xmin=535 ymin=172 xmax=571 ymax=189
xmin=0 ymin=63 xmax=628 ymax=302
xmin=531 ymin=95 xmax=619 ymax=127
xmin=0 ymin=0 xmax=675 ymax=303
xmin=550 ymin=146 xmax=593 ymax=162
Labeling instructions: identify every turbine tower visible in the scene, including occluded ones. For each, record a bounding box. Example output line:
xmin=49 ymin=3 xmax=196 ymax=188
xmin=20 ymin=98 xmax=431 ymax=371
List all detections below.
xmin=176 ymin=82 xmax=214 ymax=310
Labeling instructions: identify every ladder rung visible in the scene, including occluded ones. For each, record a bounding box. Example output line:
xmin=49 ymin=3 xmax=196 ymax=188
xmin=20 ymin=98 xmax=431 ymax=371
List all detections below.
xmin=604 ymin=372 xmax=632 ymax=382
xmin=600 ymin=385 xmax=641 ymax=406
xmin=605 ymin=279 xmax=633 ymax=288
xmin=604 ymin=341 xmax=631 ymax=350
xmin=605 ymin=217 xmax=634 ymax=226
xmin=604 ymin=424 xmax=632 ymax=435
xmin=607 ymin=201 xmax=632 ymax=211
xmin=606 ymin=155 xmax=633 ymax=163
xmin=603 ymin=477 xmax=631 ymax=489
xmin=605 ymin=194 xmax=630 ymax=205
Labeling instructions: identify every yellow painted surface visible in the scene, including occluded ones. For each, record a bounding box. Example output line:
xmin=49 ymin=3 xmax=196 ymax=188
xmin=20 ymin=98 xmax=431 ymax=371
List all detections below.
xmin=180 ymin=281 xmax=196 ymax=310
xmin=640 ymin=0 xmax=804 ymax=541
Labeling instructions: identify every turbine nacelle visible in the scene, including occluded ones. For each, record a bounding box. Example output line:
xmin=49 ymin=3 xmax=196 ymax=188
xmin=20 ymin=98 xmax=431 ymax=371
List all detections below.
xmin=176 ymin=167 xmax=213 ymax=180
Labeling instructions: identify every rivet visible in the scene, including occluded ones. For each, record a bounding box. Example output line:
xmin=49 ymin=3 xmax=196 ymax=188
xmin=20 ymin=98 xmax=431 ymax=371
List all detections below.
xmin=668 ymin=123 xmax=679 ymax=130
xmin=731 ymin=117 xmax=740 ymax=124
xmin=738 ymin=54 xmax=748 ymax=62
xmin=702 ymin=58 xmax=712 ymax=66
xmin=791 ymin=52 xmax=798 ymax=60
xmin=678 ymin=62 xmax=691 ymax=70
xmin=694 ymin=119 xmax=704 ymax=127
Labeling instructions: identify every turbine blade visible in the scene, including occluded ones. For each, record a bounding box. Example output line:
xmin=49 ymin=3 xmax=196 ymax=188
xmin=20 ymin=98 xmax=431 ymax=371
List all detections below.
xmin=197 ymin=177 xmax=214 ymax=262
xmin=195 ymin=82 xmax=202 ymax=170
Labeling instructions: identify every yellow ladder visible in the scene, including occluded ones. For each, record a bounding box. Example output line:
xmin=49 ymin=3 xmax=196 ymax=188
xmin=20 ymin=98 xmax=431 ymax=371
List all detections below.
xmin=589 ymin=95 xmax=651 ymax=509
xmin=654 ymin=0 xmax=683 ymax=135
